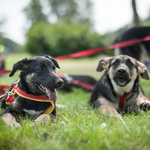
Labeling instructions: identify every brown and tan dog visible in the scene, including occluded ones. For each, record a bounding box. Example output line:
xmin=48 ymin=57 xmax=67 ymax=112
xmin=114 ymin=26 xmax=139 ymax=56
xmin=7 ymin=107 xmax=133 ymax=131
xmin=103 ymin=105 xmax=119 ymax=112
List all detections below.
xmin=89 ymin=55 xmax=150 ymax=118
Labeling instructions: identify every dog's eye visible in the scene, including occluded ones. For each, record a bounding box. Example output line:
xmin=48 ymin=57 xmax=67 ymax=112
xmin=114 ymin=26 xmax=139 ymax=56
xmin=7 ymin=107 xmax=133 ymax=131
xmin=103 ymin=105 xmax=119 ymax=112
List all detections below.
xmin=40 ymin=64 xmax=46 ymax=72
xmin=113 ymin=60 xmax=119 ymax=66
xmin=127 ymin=60 xmax=133 ymax=66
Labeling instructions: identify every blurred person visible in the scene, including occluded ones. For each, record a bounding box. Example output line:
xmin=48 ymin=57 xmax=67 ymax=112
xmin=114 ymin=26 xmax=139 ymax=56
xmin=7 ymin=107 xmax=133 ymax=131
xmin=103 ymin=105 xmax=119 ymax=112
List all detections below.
xmin=0 ymin=44 xmax=7 ymax=70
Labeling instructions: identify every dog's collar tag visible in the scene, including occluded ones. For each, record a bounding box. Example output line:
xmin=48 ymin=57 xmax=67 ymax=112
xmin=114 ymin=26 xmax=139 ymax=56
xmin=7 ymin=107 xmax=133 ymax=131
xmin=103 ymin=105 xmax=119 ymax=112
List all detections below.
xmin=118 ymin=93 xmax=132 ymax=110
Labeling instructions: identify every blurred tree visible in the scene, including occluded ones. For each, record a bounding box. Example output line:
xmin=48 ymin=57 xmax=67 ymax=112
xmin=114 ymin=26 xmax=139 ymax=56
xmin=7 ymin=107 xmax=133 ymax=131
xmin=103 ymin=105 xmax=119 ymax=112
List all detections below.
xmin=25 ymin=22 xmax=104 ymax=56
xmin=23 ymin=0 xmax=105 ymax=57
xmin=131 ymin=0 xmax=140 ymax=26
xmin=23 ymin=0 xmax=48 ymax=25
xmin=47 ymin=0 xmax=93 ymax=25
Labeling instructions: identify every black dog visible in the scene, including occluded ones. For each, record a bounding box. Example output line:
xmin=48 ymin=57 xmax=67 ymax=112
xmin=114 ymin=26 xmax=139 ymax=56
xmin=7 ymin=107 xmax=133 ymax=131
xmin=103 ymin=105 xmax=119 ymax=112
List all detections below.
xmin=60 ymin=75 xmax=97 ymax=92
xmin=89 ymin=55 xmax=150 ymax=118
xmin=114 ymin=26 xmax=150 ymax=63
xmin=1 ymin=55 xmax=64 ymax=127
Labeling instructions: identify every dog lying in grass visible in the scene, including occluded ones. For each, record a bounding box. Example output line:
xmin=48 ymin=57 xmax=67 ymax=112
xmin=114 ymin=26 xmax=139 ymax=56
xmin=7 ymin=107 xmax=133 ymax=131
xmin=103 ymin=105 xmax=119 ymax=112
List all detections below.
xmin=89 ymin=55 xmax=150 ymax=118
xmin=114 ymin=26 xmax=150 ymax=65
xmin=1 ymin=55 xmax=64 ymax=127
xmin=60 ymin=75 xmax=97 ymax=92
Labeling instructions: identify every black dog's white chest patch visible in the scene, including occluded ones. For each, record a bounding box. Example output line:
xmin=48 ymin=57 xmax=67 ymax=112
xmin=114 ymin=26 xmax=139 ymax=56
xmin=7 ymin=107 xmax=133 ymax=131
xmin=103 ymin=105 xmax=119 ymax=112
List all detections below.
xmin=23 ymin=109 xmax=43 ymax=118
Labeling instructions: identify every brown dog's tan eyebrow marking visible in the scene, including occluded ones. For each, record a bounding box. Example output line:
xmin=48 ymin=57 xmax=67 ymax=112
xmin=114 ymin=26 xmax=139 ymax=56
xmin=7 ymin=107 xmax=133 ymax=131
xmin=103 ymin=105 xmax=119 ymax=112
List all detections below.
xmin=111 ymin=57 xmax=121 ymax=65
xmin=130 ymin=58 xmax=136 ymax=65
xmin=111 ymin=58 xmax=116 ymax=64
xmin=112 ymin=55 xmax=137 ymax=66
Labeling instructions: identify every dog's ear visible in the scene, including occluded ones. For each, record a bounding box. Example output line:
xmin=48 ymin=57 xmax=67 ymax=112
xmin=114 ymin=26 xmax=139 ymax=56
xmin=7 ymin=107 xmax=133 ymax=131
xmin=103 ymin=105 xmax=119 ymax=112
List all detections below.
xmin=137 ymin=61 xmax=150 ymax=80
xmin=97 ymin=57 xmax=113 ymax=72
xmin=9 ymin=58 xmax=29 ymax=77
xmin=44 ymin=55 xmax=60 ymax=69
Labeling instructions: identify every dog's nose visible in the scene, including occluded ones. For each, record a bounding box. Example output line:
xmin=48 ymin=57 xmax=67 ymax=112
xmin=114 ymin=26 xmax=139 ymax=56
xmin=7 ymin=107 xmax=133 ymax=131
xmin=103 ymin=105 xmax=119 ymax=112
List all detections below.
xmin=117 ymin=68 xmax=127 ymax=76
xmin=55 ymin=78 xmax=64 ymax=87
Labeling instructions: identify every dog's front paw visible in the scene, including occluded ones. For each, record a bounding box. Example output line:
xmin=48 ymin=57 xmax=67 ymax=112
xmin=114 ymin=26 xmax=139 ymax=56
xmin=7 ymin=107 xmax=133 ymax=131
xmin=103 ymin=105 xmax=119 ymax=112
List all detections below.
xmin=140 ymin=100 xmax=150 ymax=111
xmin=2 ymin=113 xmax=21 ymax=128
xmin=34 ymin=114 xmax=51 ymax=124
xmin=10 ymin=122 xmax=21 ymax=128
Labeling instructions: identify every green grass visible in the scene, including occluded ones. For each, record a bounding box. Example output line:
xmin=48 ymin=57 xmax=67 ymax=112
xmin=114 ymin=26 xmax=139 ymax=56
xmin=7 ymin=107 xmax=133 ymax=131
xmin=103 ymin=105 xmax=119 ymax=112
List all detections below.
xmin=0 ymin=53 xmax=150 ymax=150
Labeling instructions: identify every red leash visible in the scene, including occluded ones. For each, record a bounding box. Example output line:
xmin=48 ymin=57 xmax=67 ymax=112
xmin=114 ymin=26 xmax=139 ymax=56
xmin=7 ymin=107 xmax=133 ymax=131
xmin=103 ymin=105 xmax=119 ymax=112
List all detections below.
xmin=55 ymin=35 xmax=150 ymax=60
xmin=0 ymin=85 xmax=10 ymax=89
xmin=0 ymin=70 xmax=11 ymax=75
xmin=70 ymin=79 xmax=94 ymax=90
xmin=0 ymin=70 xmax=11 ymax=95
xmin=0 ymin=85 xmax=10 ymax=96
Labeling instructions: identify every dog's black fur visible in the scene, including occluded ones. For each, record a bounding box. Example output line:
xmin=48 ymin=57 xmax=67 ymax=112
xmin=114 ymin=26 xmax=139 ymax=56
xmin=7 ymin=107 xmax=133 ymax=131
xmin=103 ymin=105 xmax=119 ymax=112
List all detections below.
xmin=114 ymin=26 xmax=150 ymax=62
xmin=1 ymin=55 xmax=64 ymax=126
xmin=60 ymin=75 xmax=97 ymax=92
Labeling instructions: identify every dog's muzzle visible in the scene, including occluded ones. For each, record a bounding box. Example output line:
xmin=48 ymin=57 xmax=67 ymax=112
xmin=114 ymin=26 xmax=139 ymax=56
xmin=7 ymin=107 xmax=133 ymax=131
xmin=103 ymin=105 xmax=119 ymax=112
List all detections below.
xmin=36 ymin=78 xmax=64 ymax=101
xmin=114 ymin=68 xmax=130 ymax=86
xmin=117 ymin=68 xmax=127 ymax=76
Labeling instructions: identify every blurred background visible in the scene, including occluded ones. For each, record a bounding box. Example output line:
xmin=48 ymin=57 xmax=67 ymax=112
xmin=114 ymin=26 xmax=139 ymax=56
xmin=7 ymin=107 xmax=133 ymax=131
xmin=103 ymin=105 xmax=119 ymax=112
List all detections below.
xmin=0 ymin=0 xmax=150 ymax=57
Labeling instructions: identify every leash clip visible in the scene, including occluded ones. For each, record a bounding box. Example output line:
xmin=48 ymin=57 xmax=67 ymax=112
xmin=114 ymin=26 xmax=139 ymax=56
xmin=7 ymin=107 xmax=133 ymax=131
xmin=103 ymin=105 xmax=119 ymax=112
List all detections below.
xmin=0 ymin=90 xmax=13 ymax=100
xmin=5 ymin=91 xmax=14 ymax=100
xmin=0 ymin=93 xmax=7 ymax=99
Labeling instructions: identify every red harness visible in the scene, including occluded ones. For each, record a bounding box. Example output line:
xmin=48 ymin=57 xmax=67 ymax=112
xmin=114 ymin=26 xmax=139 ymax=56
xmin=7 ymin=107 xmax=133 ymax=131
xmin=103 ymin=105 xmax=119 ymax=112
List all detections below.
xmin=5 ymin=81 xmax=56 ymax=114
xmin=118 ymin=93 xmax=133 ymax=111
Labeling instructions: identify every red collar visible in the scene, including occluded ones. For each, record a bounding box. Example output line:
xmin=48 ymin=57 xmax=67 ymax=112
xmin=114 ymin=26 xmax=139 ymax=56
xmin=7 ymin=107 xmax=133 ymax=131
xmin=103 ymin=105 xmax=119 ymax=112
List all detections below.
xmin=16 ymin=87 xmax=54 ymax=102
xmin=118 ymin=92 xmax=133 ymax=111
xmin=5 ymin=81 xmax=56 ymax=114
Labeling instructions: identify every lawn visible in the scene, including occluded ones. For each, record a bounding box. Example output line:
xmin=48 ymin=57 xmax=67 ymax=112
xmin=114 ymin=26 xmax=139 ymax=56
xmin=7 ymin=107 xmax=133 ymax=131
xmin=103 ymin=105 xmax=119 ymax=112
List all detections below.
xmin=0 ymin=53 xmax=150 ymax=150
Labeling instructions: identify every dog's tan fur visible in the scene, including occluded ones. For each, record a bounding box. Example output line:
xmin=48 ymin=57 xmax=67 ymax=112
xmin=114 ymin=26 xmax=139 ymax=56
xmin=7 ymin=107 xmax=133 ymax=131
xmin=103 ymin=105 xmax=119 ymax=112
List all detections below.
xmin=2 ymin=113 xmax=21 ymax=127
